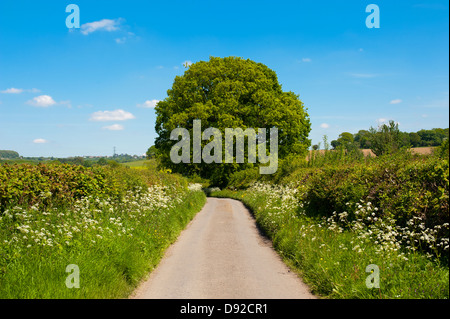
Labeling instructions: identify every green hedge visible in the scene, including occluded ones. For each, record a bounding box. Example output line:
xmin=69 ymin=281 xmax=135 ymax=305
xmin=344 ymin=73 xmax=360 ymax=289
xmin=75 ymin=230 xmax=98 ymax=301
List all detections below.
xmin=226 ymin=154 xmax=449 ymax=233
xmin=0 ymin=163 xmax=187 ymax=211
xmin=297 ymin=157 xmax=449 ymax=230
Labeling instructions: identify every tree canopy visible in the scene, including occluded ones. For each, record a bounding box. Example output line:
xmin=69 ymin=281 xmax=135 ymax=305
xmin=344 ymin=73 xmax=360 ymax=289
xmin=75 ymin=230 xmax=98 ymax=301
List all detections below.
xmin=331 ymin=127 xmax=448 ymax=151
xmin=0 ymin=150 xmax=19 ymax=159
xmin=368 ymin=120 xmax=402 ymax=156
xmin=154 ymin=56 xmax=311 ymax=186
xmin=146 ymin=145 xmax=157 ymax=159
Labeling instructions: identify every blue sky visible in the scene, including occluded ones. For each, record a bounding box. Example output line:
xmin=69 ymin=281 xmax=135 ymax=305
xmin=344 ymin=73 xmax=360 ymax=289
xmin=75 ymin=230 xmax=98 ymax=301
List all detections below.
xmin=0 ymin=0 xmax=448 ymax=157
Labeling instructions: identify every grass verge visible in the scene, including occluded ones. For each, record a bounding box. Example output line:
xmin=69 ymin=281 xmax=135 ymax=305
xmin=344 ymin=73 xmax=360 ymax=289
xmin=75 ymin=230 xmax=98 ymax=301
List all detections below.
xmin=212 ymin=187 xmax=449 ymax=299
xmin=0 ymin=171 xmax=206 ymax=298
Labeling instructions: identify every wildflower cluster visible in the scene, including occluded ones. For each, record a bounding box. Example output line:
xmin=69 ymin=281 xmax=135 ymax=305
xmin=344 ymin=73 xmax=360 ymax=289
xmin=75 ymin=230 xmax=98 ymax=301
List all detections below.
xmin=326 ymin=200 xmax=449 ymax=260
xmin=188 ymin=183 xmax=203 ymax=192
xmin=244 ymin=182 xmax=303 ymax=235
xmin=244 ymin=182 xmax=449 ymax=262
xmin=0 ymin=184 xmax=194 ymax=252
xmin=247 ymin=182 xmax=301 ymax=214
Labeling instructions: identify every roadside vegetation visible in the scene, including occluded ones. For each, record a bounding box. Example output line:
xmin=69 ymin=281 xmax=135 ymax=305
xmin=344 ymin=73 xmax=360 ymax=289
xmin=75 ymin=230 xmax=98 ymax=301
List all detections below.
xmin=148 ymin=57 xmax=448 ymax=299
xmin=0 ymin=162 xmax=205 ymax=298
xmin=212 ymin=138 xmax=449 ymax=299
xmin=2 ymin=56 xmax=447 ymax=299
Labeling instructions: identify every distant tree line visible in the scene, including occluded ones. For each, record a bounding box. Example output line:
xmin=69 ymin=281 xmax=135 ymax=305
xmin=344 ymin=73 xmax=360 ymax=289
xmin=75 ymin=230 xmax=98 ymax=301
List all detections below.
xmin=329 ymin=126 xmax=448 ymax=151
xmin=0 ymin=152 xmax=145 ymax=167
xmin=58 ymin=154 xmax=144 ymax=167
xmin=0 ymin=150 xmax=20 ymax=159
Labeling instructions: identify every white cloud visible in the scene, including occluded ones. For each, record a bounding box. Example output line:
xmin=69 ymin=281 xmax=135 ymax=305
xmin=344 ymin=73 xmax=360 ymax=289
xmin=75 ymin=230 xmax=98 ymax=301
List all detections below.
xmin=182 ymin=60 xmax=193 ymax=67
xmin=376 ymin=118 xmax=400 ymax=127
xmin=137 ymin=99 xmax=160 ymax=108
xmin=302 ymin=58 xmax=312 ymax=63
xmin=81 ymin=19 xmax=122 ymax=35
xmin=1 ymin=88 xmax=23 ymax=94
xmin=90 ymin=109 xmax=135 ymax=121
xmin=33 ymin=138 xmax=48 ymax=144
xmin=115 ymin=37 xmax=127 ymax=44
xmin=320 ymin=123 xmax=330 ymax=129
xmin=1 ymin=88 xmax=40 ymax=94
xmin=390 ymin=99 xmax=402 ymax=104
xmin=102 ymin=124 xmax=124 ymax=131
xmin=27 ymin=95 xmax=57 ymax=107
xmin=114 ymin=31 xmax=135 ymax=44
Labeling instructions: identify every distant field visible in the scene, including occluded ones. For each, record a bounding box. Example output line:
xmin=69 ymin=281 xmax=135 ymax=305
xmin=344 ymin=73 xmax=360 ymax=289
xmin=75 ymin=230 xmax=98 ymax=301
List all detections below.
xmin=122 ymin=159 xmax=157 ymax=169
xmin=410 ymin=146 xmax=436 ymax=155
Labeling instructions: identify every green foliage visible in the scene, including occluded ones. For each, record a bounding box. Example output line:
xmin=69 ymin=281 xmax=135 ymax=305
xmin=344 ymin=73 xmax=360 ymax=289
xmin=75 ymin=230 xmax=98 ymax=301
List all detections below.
xmin=146 ymin=145 xmax=157 ymax=159
xmin=417 ymin=128 xmax=449 ymax=147
xmin=0 ymin=162 xmax=206 ymax=298
xmin=368 ymin=120 xmax=404 ymax=156
xmin=338 ymin=132 xmax=354 ymax=146
xmin=97 ymin=158 xmax=108 ymax=166
xmin=0 ymin=162 xmax=188 ymax=212
xmin=57 ymin=156 xmax=93 ymax=167
xmin=218 ymin=123 xmax=449 ymax=299
xmin=0 ymin=150 xmax=20 ymax=159
xmin=227 ymin=166 xmax=260 ymax=189
xmin=279 ymin=153 xmax=447 ymax=229
xmin=336 ymin=127 xmax=449 ymax=150
xmin=185 ymin=173 xmax=211 ymax=188
xmin=155 ymin=56 xmax=311 ymax=186
xmin=302 ymin=155 xmax=448 ymax=228
xmin=224 ymin=151 xmax=449 ymax=258
xmin=436 ymin=138 xmax=449 ymax=159
xmin=353 ymin=130 xmax=372 ymax=149
xmin=0 ymin=163 xmax=108 ymax=211
xmin=214 ymin=185 xmax=449 ymax=299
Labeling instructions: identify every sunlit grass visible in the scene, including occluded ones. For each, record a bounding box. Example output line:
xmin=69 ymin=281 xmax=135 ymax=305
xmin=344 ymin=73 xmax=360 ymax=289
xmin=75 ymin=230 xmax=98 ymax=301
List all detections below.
xmin=212 ymin=184 xmax=449 ymax=299
xmin=0 ymin=173 xmax=206 ymax=298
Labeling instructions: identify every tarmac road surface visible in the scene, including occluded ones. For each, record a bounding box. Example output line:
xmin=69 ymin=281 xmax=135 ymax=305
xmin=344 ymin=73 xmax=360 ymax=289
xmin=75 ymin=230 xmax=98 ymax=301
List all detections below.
xmin=130 ymin=197 xmax=316 ymax=299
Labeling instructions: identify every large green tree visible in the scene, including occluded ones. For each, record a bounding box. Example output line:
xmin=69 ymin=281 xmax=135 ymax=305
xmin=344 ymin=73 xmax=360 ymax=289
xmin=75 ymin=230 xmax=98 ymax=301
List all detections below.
xmin=154 ymin=56 xmax=311 ymax=185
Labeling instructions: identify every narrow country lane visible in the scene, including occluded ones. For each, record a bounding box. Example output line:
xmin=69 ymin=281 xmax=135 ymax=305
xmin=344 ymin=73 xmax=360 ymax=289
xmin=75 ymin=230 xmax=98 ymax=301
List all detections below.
xmin=131 ymin=197 xmax=316 ymax=299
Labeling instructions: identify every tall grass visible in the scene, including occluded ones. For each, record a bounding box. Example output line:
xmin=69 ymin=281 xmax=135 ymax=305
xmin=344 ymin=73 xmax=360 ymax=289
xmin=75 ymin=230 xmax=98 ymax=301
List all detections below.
xmin=213 ymin=184 xmax=449 ymax=299
xmin=0 ymin=163 xmax=206 ymax=298
xmin=214 ymin=147 xmax=449 ymax=299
